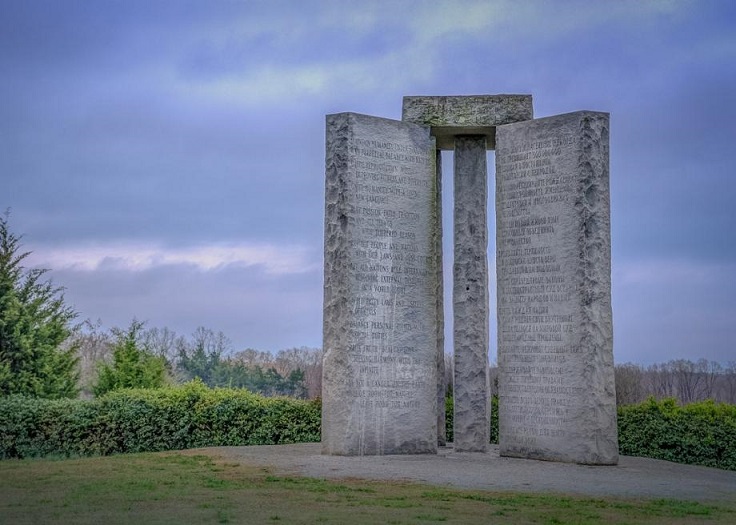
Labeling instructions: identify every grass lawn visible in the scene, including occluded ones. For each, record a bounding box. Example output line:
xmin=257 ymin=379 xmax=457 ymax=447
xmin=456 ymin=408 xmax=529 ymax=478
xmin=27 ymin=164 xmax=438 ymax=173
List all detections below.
xmin=1 ymin=450 xmax=734 ymax=524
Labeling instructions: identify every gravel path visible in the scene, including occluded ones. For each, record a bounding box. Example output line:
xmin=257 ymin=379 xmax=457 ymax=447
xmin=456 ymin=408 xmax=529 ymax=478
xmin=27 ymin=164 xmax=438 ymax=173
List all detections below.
xmin=206 ymin=443 xmax=736 ymax=503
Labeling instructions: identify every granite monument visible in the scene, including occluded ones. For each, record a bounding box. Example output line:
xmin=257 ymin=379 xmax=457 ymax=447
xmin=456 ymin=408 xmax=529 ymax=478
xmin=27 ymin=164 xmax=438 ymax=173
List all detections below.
xmin=321 ymin=96 xmax=618 ymax=464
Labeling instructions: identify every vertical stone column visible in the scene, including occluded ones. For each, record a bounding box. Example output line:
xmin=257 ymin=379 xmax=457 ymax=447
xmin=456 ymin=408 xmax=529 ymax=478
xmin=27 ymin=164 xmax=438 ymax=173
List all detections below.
xmin=435 ymin=149 xmax=446 ymax=446
xmin=453 ymin=136 xmax=490 ymax=452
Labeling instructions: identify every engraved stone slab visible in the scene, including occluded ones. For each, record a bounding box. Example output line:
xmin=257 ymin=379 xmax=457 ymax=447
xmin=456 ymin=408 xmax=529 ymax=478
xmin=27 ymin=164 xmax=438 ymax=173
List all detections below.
xmin=322 ymin=112 xmax=438 ymax=456
xmin=495 ymin=111 xmax=618 ymax=465
xmin=402 ymin=95 xmax=533 ymax=149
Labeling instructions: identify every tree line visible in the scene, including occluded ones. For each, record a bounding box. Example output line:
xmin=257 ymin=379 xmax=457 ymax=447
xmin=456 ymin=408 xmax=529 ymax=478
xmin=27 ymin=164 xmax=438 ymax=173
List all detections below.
xmin=71 ymin=319 xmax=322 ymax=399
xmin=613 ymin=359 xmax=736 ymax=405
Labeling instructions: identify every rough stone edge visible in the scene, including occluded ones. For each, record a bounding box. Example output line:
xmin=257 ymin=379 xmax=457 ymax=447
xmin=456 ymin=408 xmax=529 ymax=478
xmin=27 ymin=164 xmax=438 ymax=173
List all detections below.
xmin=435 ymin=149 xmax=446 ymax=446
xmin=574 ymin=111 xmax=618 ymax=465
xmin=321 ymin=112 xmax=352 ymax=455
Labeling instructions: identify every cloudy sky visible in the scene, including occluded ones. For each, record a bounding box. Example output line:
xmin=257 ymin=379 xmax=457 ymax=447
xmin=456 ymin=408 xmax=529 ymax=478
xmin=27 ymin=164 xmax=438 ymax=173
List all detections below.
xmin=3 ymin=1 xmax=735 ymax=365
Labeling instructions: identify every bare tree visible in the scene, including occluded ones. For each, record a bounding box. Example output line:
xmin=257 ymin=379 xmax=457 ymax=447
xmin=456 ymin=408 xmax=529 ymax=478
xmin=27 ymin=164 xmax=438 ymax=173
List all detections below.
xmin=443 ymin=352 xmax=453 ymax=398
xmin=274 ymin=347 xmax=323 ymax=399
xmin=142 ymin=326 xmax=185 ymax=363
xmin=647 ymin=362 xmax=676 ymax=399
xmin=191 ymin=327 xmax=231 ymax=356
xmin=614 ymin=362 xmax=646 ymax=405
xmin=671 ymin=359 xmax=703 ymax=403
xmin=696 ymin=358 xmax=721 ymax=401
xmin=67 ymin=319 xmax=113 ymax=398
xmin=719 ymin=361 xmax=736 ymax=404
xmin=488 ymin=361 xmax=498 ymax=397
xmin=232 ymin=348 xmax=273 ymax=367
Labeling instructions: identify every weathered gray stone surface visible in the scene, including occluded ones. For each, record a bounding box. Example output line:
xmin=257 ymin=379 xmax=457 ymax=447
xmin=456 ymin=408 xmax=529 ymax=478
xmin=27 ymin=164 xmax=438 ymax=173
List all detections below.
xmin=495 ymin=111 xmax=617 ymax=465
xmin=453 ymin=136 xmax=490 ymax=452
xmin=434 ymin=149 xmax=446 ymax=446
xmin=322 ymin=112 xmax=438 ymax=456
xmin=401 ymin=94 xmax=534 ymax=449
xmin=402 ymin=95 xmax=533 ymax=149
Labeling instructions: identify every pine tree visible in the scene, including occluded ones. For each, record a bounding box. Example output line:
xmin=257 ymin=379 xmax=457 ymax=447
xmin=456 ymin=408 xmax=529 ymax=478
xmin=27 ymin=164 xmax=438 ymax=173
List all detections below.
xmin=0 ymin=212 xmax=79 ymax=398
xmin=94 ymin=320 xmax=166 ymax=396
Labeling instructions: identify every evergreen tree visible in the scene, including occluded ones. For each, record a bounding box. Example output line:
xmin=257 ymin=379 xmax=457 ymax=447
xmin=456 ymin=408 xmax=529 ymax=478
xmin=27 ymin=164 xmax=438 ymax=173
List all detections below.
xmin=175 ymin=327 xmax=230 ymax=386
xmin=94 ymin=320 xmax=166 ymax=396
xmin=284 ymin=368 xmax=308 ymax=399
xmin=0 ymin=212 xmax=79 ymax=398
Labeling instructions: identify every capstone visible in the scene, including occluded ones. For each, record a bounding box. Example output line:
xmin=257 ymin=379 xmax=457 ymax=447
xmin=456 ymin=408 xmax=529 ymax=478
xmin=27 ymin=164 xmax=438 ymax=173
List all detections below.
xmin=402 ymin=95 xmax=533 ymax=149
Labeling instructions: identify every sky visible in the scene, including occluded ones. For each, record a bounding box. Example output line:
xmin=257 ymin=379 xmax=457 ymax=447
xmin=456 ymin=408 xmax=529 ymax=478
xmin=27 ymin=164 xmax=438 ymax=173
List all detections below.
xmin=3 ymin=0 xmax=735 ymax=365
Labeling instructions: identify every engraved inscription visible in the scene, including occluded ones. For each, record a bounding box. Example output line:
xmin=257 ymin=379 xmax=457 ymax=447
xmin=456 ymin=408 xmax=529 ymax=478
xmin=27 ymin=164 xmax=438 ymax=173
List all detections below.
xmin=340 ymin=128 xmax=435 ymax=412
xmin=497 ymin=135 xmax=578 ymax=451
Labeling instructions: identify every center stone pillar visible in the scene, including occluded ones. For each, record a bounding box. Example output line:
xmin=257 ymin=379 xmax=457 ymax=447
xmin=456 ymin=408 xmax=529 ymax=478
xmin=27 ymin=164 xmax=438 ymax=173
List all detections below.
xmin=453 ymin=136 xmax=490 ymax=452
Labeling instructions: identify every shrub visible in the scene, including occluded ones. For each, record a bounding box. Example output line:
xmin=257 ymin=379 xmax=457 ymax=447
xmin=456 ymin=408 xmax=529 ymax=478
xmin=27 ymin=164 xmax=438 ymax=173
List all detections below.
xmin=445 ymin=396 xmax=453 ymax=442
xmin=0 ymin=381 xmax=320 ymax=459
xmin=618 ymin=397 xmax=736 ymax=470
xmin=444 ymin=395 xmax=499 ymax=444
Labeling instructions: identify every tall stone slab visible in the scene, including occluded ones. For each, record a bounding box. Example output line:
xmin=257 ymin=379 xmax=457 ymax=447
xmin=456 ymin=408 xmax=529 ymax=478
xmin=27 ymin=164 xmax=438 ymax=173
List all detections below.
xmin=495 ymin=111 xmax=618 ymax=464
xmin=322 ymin=112 xmax=438 ymax=455
xmin=434 ymin=149 xmax=447 ymax=447
xmin=453 ymin=136 xmax=490 ymax=452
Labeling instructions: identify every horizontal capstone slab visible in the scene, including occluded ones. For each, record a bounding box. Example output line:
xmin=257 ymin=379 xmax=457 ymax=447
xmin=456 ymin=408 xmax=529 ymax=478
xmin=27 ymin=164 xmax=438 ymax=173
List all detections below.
xmin=402 ymin=95 xmax=533 ymax=149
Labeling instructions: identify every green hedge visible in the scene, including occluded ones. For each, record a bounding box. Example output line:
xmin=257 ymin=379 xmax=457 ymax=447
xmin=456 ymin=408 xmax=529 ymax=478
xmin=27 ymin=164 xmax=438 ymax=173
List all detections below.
xmin=2 ymin=387 xmax=734 ymax=471
xmin=444 ymin=396 xmax=734 ymax=470
xmin=618 ymin=398 xmax=736 ymax=471
xmin=0 ymin=381 xmax=320 ymax=459
xmin=444 ymin=395 xmax=499 ymax=444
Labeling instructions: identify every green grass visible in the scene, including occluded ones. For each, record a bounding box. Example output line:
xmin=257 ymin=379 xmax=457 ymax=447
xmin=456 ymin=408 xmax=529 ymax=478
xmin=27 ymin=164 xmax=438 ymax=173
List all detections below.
xmin=0 ymin=451 xmax=733 ymax=524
